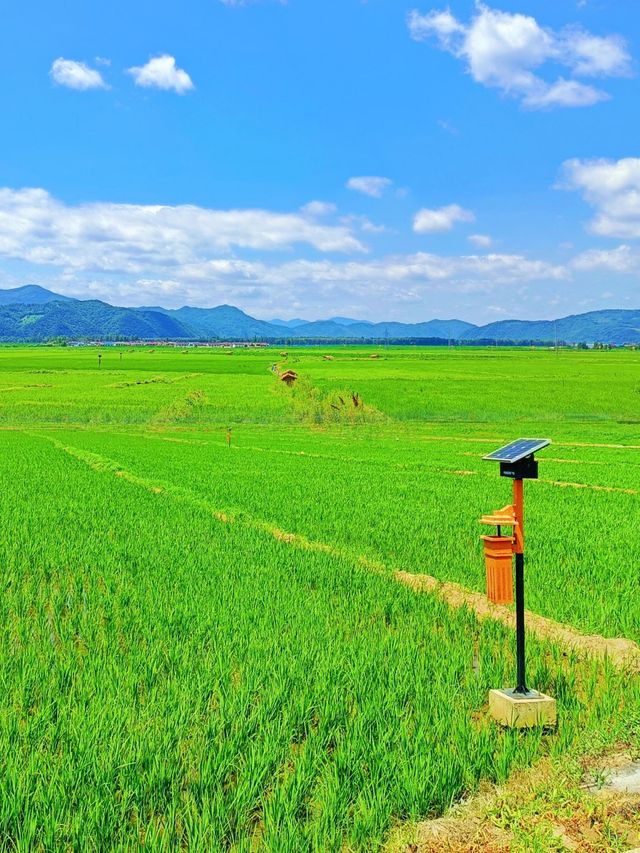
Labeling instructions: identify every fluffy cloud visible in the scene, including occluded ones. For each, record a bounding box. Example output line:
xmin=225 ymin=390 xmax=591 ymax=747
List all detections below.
xmin=0 ymin=188 xmax=365 ymax=276
xmin=0 ymin=184 xmax=588 ymax=320
xmin=301 ymin=200 xmax=337 ymax=216
xmin=54 ymin=251 xmax=563 ymax=314
xmin=127 ymin=55 xmax=194 ymax=94
xmin=560 ymin=157 xmax=640 ymax=238
xmin=0 ymin=185 xmax=569 ymax=314
xmin=346 ymin=176 xmax=393 ymax=198
xmin=50 ymin=58 xmax=108 ymax=91
xmin=408 ymin=4 xmax=631 ymax=109
xmin=571 ymin=244 xmax=638 ymax=272
xmin=182 ymin=252 xmax=564 ymax=289
xmin=413 ymin=204 xmax=475 ymax=233
xmin=340 ymin=214 xmax=386 ymax=234
xmin=468 ymin=233 xmax=492 ymax=247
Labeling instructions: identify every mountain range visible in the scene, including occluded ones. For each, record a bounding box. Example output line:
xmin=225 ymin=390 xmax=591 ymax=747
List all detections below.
xmin=0 ymin=285 xmax=638 ymax=345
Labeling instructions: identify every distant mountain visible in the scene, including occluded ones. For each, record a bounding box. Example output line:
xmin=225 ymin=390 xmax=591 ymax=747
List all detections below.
xmin=292 ymin=319 xmax=476 ymax=339
xmin=168 ymin=305 xmax=288 ymax=338
xmin=1 ymin=286 xmax=639 ymax=343
xmin=292 ymin=320 xmax=359 ymax=337
xmin=269 ymin=318 xmax=309 ymax=328
xmin=0 ymin=294 xmax=477 ymax=341
xmin=270 ymin=316 xmax=373 ymax=328
xmin=460 ymin=310 xmax=640 ymax=346
xmin=0 ymin=300 xmax=190 ymax=342
xmin=348 ymin=320 xmax=476 ymax=339
xmin=327 ymin=316 xmax=373 ymax=326
xmin=0 ymin=285 xmax=76 ymax=306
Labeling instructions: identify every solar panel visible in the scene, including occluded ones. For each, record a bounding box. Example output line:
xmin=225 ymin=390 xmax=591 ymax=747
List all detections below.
xmin=483 ymin=439 xmax=551 ymax=464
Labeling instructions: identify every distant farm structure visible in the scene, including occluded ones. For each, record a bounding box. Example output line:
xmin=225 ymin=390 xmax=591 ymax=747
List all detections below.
xmin=280 ymin=369 xmax=298 ymax=386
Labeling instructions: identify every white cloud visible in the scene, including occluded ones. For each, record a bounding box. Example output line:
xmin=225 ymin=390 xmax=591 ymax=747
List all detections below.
xmin=408 ymin=4 xmax=631 ymax=109
xmin=346 ymin=176 xmax=393 ymax=198
xmin=564 ymin=28 xmax=631 ymax=77
xmin=215 ymin=252 xmax=565 ymax=288
xmin=168 ymin=253 xmax=563 ymax=298
xmin=0 ymin=186 xmax=568 ymax=315
xmin=50 ymin=58 xmax=108 ymax=91
xmin=522 ymin=78 xmax=604 ymax=109
xmin=339 ymin=214 xmax=387 ymax=234
xmin=571 ymin=244 xmax=638 ymax=272
xmin=127 ymin=55 xmax=194 ymax=94
xmin=560 ymin=157 xmax=640 ymax=238
xmin=301 ymin=200 xmax=337 ymax=216
xmin=413 ymin=204 xmax=475 ymax=233
xmin=6 ymin=184 xmax=612 ymax=321
xmin=0 ymin=188 xmax=365 ymax=277
xmin=77 ymin=250 xmax=561 ymax=314
xmin=468 ymin=233 xmax=492 ymax=247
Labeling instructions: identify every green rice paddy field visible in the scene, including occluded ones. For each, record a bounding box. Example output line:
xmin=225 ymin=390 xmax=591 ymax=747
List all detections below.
xmin=0 ymin=344 xmax=639 ymax=850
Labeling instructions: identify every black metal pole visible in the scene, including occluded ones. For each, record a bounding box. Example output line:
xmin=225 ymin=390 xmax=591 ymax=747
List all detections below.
xmin=514 ymin=551 xmax=527 ymax=694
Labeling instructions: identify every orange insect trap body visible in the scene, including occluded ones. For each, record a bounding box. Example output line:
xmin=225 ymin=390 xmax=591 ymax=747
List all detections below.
xmin=479 ymin=490 xmax=523 ymax=606
xmin=481 ymin=534 xmax=514 ymax=605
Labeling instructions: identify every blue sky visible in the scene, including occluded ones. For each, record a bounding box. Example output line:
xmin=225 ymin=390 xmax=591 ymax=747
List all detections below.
xmin=1 ymin=0 xmax=640 ymax=322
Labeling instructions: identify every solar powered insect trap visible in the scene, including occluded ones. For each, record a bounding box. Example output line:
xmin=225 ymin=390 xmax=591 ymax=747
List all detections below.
xmin=480 ymin=439 xmax=557 ymax=729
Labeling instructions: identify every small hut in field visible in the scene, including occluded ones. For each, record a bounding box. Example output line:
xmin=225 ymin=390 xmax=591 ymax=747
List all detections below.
xmin=280 ymin=370 xmax=298 ymax=386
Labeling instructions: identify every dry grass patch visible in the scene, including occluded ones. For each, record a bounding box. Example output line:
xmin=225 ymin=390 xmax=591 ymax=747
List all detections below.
xmin=386 ymin=753 xmax=640 ymax=853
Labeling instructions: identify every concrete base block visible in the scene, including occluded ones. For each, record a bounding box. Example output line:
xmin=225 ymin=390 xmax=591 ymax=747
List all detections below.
xmin=489 ymin=688 xmax=557 ymax=729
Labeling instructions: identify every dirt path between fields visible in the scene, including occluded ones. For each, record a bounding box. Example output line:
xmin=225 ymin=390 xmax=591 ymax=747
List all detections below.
xmin=38 ymin=432 xmax=640 ymax=672
xmin=395 ymin=571 xmax=640 ymax=670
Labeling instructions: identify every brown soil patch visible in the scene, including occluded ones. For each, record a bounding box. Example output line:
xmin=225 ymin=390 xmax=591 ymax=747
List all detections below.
xmin=395 ymin=571 xmax=640 ymax=670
